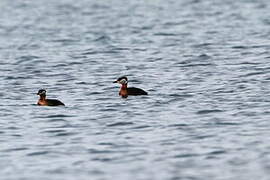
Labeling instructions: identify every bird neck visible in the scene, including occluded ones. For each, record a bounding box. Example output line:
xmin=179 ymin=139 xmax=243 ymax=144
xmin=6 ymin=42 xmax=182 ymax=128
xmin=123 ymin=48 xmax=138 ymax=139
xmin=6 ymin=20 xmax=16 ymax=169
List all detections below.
xmin=121 ymin=84 xmax=128 ymax=90
xmin=39 ymin=94 xmax=46 ymax=101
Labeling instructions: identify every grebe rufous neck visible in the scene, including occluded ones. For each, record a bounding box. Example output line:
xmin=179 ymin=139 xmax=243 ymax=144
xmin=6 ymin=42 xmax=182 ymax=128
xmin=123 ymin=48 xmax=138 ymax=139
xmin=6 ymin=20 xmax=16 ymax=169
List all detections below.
xmin=37 ymin=89 xmax=65 ymax=106
xmin=113 ymin=76 xmax=148 ymax=98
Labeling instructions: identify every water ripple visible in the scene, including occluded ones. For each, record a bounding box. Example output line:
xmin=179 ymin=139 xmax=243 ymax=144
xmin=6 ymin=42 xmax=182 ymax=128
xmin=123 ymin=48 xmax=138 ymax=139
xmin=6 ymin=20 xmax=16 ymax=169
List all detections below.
xmin=27 ymin=151 xmax=50 ymax=156
xmin=196 ymin=109 xmax=223 ymax=115
xmin=106 ymin=122 xmax=134 ymax=127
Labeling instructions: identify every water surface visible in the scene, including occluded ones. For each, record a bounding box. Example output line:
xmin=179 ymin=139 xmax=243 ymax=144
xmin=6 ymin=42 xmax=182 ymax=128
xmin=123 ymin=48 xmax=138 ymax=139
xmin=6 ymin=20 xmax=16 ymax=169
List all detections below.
xmin=1 ymin=0 xmax=270 ymax=179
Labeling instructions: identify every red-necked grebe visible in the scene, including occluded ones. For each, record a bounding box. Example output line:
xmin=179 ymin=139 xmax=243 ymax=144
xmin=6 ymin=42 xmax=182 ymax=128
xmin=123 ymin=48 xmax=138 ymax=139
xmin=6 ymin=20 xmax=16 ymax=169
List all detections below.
xmin=37 ymin=89 xmax=65 ymax=106
xmin=113 ymin=76 xmax=148 ymax=98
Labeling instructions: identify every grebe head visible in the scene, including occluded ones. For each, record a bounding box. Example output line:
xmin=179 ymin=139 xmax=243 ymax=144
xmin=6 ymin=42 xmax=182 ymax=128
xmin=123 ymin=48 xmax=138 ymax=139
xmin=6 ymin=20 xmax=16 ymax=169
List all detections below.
xmin=113 ymin=76 xmax=128 ymax=85
xmin=37 ymin=89 xmax=46 ymax=96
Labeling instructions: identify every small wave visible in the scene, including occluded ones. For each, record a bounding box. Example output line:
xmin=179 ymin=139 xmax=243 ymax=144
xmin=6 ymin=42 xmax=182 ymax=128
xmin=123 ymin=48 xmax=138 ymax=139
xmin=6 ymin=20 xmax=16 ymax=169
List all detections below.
xmin=3 ymin=147 xmax=28 ymax=152
xmin=27 ymin=151 xmax=49 ymax=156
xmin=45 ymin=114 xmax=75 ymax=118
xmin=42 ymin=129 xmax=66 ymax=134
xmin=82 ymin=51 xmax=98 ymax=55
xmin=51 ymin=38 xmax=78 ymax=43
xmin=154 ymin=32 xmax=178 ymax=36
xmin=213 ymin=90 xmax=235 ymax=94
xmin=97 ymin=142 xmax=114 ymax=146
xmin=88 ymin=149 xmax=114 ymax=154
xmin=196 ymin=109 xmax=223 ymax=114
xmin=112 ymin=47 xmax=130 ymax=51
xmin=214 ymin=122 xmax=240 ymax=126
xmin=194 ymin=135 xmax=215 ymax=139
xmin=75 ymin=81 xmax=87 ymax=85
xmin=169 ymin=94 xmax=193 ymax=98
xmin=16 ymin=55 xmax=41 ymax=63
xmin=241 ymin=71 xmax=267 ymax=77
xmin=178 ymin=63 xmax=214 ymax=68
xmin=11 ymin=134 xmax=22 ymax=137
xmin=207 ymin=150 xmax=227 ymax=155
xmin=168 ymin=123 xmax=188 ymax=127
xmin=198 ymin=53 xmax=212 ymax=59
xmin=94 ymin=35 xmax=111 ymax=42
xmin=91 ymin=157 xmax=113 ymax=162
xmin=231 ymin=45 xmax=248 ymax=49
xmin=106 ymin=122 xmax=134 ymax=127
xmin=52 ymin=63 xmax=68 ymax=68
xmin=7 ymin=126 xmax=20 ymax=130
xmin=130 ymin=125 xmax=151 ymax=129
xmin=174 ymin=153 xmax=199 ymax=158
xmin=192 ymin=43 xmax=213 ymax=48
xmin=54 ymin=132 xmax=76 ymax=137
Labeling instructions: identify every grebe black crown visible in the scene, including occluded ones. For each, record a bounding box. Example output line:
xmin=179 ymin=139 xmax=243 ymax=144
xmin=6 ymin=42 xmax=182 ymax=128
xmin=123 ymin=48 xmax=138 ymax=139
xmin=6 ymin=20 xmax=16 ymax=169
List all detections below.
xmin=113 ymin=76 xmax=128 ymax=84
xmin=37 ymin=89 xmax=46 ymax=95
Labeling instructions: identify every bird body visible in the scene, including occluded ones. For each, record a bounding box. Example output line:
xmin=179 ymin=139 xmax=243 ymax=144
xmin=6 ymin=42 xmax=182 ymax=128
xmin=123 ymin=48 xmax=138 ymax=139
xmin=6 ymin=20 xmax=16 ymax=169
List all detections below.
xmin=38 ymin=98 xmax=65 ymax=106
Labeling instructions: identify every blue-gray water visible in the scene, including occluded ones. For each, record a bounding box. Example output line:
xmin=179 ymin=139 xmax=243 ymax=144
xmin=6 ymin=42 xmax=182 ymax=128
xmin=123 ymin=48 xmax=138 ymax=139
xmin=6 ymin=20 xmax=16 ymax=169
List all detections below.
xmin=1 ymin=0 xmax=270 ymax=179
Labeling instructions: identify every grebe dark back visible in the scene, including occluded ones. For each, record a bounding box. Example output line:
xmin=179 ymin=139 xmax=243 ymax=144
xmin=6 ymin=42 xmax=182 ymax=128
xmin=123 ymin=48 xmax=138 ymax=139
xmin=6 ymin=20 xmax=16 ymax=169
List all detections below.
xmin=113 ymin=76 xmax=148 ymax=98
xmin=37 ymin=89 xmax=65 ymax=106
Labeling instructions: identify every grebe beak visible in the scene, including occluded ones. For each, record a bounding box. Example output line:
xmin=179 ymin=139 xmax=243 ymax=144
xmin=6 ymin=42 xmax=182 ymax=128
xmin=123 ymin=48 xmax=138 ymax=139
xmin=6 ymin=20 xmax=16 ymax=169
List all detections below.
xmin=113 ymin=80 xmax=118 ymax=83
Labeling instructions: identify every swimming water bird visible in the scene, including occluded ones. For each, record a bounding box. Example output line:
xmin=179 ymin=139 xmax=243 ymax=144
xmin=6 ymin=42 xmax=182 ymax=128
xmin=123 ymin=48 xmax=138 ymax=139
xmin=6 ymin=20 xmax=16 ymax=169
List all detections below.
xmin=36 ymin=89 xmax=65 ymax=106
xmin=113 ymin=76 xmax=148 ymax=98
